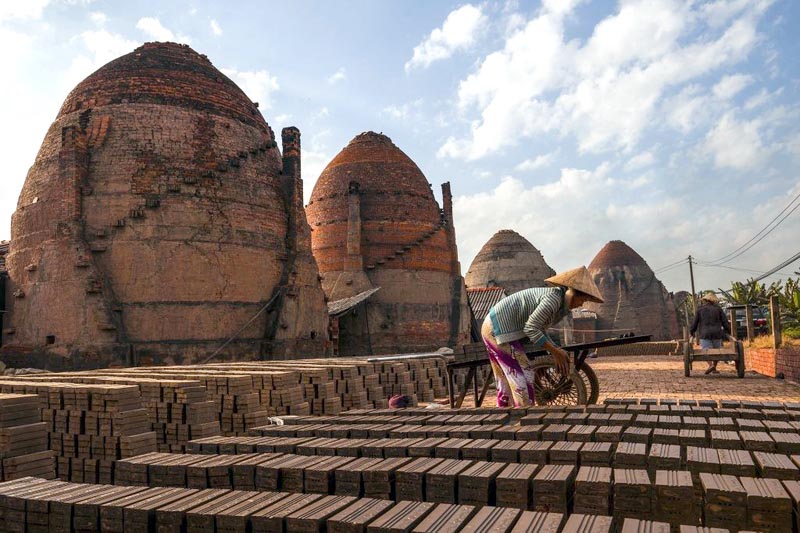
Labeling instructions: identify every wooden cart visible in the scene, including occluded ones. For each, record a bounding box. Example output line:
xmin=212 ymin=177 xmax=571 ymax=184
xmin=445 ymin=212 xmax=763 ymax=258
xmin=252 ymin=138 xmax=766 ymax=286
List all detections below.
xmin=683 ymin=334 xmax=744 ymax=378
xmin=448 ymin=334 xmax=652 ymax=407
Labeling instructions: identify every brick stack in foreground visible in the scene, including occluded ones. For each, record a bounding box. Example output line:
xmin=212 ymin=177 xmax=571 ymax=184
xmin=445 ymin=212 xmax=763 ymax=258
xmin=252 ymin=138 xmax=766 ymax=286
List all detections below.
xmin=0 ymin=381 xmax=156 ymax=482
xmin=0 ymin=394 xmax=54 ymax=481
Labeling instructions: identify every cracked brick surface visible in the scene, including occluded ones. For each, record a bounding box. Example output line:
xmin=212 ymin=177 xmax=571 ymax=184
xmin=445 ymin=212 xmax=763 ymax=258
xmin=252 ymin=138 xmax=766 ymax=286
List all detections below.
xmin=2 ymin=42 xmax=329 ymax=367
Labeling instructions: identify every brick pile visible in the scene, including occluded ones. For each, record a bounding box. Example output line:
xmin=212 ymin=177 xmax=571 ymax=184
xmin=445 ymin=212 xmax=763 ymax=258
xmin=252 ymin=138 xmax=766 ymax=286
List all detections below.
xmin=0 ymin=394 xmax=54 ymax=481
xmin=0 ymin=381 xmax=156 ymax=483
xmin=10 ymin=375 xmax=220 ymax=453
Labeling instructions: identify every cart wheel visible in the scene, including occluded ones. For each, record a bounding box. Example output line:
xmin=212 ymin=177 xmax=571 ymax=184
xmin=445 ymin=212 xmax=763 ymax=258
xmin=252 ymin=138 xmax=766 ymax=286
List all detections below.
xmin=577 ymin=363 xmax=600 ymax=405
xmin=735 ymin=342 xmax=745 ymax=378
xmin=683 ymin=341 xmax=692 ymax=377
xmin=530 ymin=356 xmax=588 ymax=406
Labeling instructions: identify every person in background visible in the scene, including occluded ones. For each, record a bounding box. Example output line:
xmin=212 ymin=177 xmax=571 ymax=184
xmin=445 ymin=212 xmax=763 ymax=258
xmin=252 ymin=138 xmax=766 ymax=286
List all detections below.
xmin=690 ymin=291 xmax=731 ymax=375
xmin=482 ymin=266 xmax=604 ymax=407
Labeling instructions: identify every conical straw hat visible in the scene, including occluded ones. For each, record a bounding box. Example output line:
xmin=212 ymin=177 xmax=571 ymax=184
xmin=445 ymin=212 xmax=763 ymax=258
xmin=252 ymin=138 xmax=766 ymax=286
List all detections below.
xmin=701 ymin=291 xmax=718 ymax=304
xmin=544 ymin=266 xmax=604 ymax=303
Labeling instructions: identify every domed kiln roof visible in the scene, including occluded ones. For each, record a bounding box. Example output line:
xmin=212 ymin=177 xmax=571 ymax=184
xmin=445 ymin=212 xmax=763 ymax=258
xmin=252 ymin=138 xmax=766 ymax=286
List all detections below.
xmin=589 ymin=240 xmax=649 ymax=271
xmin=465 ymin=229 xmax=555 ymax=293
xmin=475 ymin=229 xmax=548 ymax=261
xmin=58 ymin=42 xmax=267 ymax=130
xmin=310 ymin=131 xmax=437 ymax=207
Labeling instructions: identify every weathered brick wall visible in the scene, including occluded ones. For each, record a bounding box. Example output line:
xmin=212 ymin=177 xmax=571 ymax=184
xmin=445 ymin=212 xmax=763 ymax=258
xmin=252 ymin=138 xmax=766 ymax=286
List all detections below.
xmin=465 ymin=229 xmax=555 ymax=293
xmin=306 ymin=132 xmax=470 ymax=355
xmin=746 ymin=346 xmax=800 ymax=382
xmin=584 ymin=241 xmax=680 ymax=342
xmin=2 ymin=42 xmax=329 ymax=367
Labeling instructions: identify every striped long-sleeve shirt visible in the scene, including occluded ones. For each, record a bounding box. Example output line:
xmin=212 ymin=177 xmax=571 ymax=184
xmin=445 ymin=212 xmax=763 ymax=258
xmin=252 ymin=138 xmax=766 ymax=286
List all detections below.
xmin=488 ymin=287 xmax=567 ymax=346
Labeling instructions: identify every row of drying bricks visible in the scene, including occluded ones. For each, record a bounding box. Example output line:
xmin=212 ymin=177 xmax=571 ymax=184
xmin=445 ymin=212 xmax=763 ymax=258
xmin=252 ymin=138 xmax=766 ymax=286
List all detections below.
xmin=112 ymin=449 xmax=800 ymax=530
xmin=250 ymin=417 xmax=800 ymax=453
xmin=184 ymin=434 xmax=800 ymax=481
xmin=0 ymin=475 xmax=770 ymax=533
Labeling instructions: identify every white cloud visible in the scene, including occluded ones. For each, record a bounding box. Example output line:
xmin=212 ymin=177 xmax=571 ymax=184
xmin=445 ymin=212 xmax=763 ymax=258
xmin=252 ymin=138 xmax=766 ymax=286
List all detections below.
xmin=327 ymin=67 xmax=346 ymax=84
xmin=382 ymin=99 xmax=423 ymax=121
xmin=302 ymin=130 xmax=332 ymax=204
xmin=624 ymin=151 xmax=656 ymax=171
xmin=453 ymin=162 xmax=676 ymax=276
xmin=64 ymin=29 xmax=139 ymax=90
xmin=0 ymin=0 xmax=49 ymax=21
xmin=745 ymin=87 xmax=781 ymax=110
xmin=439 ymin=1 xmax=770 ymax=161
xmin=405 ymin=4 xmax=487 ymax=72
xmin=705 ymin=112 xmax=765 ymax=170
xmin=89 ymin=11 xmax=106 ymax=26
xmin=664 ymin=85 xmax=712 ymax=133
xmin=221 ymin=68 xmax=279 ymax=110
xmin=273 ymin=113 xmax=292 ymax=125
xmin=712 ymin=73 xmax=752 ymax=99
xmin=209 ymin=19 xmax=222 ymax=36
xmin=136 ymin=17 xmax=191 ymax=44
xmin=515 ymin=151 xmax=556 ymax=171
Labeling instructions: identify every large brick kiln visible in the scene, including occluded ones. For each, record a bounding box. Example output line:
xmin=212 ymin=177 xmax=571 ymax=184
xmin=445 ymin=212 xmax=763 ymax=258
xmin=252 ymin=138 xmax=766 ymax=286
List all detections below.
xmin=1 ymin=43 xmax=329 ymax=368
xmin=584 ymin=240 xmax=680 ymax=341
xmin=306 ymin=132 xmax=470 ymax=355
xmin=465 ymin=229 xmax=556 ymax=294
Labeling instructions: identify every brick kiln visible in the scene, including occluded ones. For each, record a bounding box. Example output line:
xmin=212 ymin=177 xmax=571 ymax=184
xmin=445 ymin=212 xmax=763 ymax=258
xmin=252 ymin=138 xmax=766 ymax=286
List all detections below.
xmin=465 ymin=229 xmax=556 ymax=294
xmin=584 ymin=240 xmax=680 ymax=341
xmin=1 ymin=42 xmax=329 ymax=368
xmin=306 ymin=132 xmax=470 ymax=355
xmin=465 ymin=229 xmax=579 ymax=344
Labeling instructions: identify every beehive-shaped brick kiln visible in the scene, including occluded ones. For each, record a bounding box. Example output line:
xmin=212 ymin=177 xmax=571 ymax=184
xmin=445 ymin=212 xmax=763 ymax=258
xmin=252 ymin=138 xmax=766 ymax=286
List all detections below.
xmin=306 ymin=132 xmax=470 ymax=355
xmin=584 ymin=240 xmax=679 ymax=341
xmin=465 ymin=229 xmax=556 ymax=294
xmin=1 ymin=42 xmax=329 ymax=368
xmin=466 ymin=229 xmax=575 ymax=343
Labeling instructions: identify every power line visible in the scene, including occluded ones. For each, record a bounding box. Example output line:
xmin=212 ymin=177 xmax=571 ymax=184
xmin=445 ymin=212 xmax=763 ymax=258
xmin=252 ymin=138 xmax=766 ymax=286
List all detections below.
xmin=654 ymin=258 xmax=688 ymax=273
xmin=695 ymin=263 xmax=794 ymax=277
xmin=753 ymin=250 xmax=800 ymax=282
xmin=702 ymin=190 xmax=800 ymax=266
xmin=655 ymin=260 xmax=688 ymax=275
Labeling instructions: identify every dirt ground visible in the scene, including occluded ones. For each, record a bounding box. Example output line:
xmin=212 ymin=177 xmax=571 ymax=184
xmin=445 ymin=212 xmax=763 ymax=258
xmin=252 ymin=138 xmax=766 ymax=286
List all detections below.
xmin=450 ymin=354 xmax=800 ymax=408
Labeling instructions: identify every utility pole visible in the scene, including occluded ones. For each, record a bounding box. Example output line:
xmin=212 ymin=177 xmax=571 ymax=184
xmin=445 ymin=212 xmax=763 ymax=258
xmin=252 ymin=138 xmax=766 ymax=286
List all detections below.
xmin=688 ymin=255 xmax=697 ymax=303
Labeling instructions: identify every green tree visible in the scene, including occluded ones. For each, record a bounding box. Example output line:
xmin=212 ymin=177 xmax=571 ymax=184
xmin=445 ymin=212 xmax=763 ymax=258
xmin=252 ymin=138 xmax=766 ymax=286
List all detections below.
xmin=779 ymin=276 xmax=800 ymax=331
xmin=717 ymin=278 xmax=780 ymax=306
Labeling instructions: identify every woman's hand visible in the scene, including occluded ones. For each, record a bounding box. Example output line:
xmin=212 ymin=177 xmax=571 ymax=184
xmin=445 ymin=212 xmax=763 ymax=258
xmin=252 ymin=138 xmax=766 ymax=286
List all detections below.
xmin=551 ymin=346 xmax=570 ymax=375
xmin=542 ymin=340 xmax=570 ymax=374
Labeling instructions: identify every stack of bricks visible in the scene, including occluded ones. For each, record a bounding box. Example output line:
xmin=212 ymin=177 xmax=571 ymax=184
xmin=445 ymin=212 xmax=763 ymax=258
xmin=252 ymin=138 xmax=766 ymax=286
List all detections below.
xmin=295 ymin=366 xmax=342 ymax=416
xmin=613 ymin=469 xmax=652 ymax=525
xmin=378 ymin=362 xmax=417 ymax=404
xmin=0 ymin=394 xmax=55 ymax=481
xmin=250 ymin=370 xmax=309 ymax=416
xmin=34 ymin=376 xmax=221 ymax=453
xmin=0 ymin=380 xmax=156 ymax=483
xmin=330 ymin=364 xmax=368 ymax=412
xmin=654 ymin=470 xmax=697 ymax=526
xmin=740 ymin=476 xmax=793 ymax=531
xmin=573 ymin=466 xmax=611 ymax=515
xmin=137 ymin=380 xmax=219 ymax=453
xmin=168 ymin=366 xmax=308 ymax=418
xmin=116 ymin=371 xmax=271 ymax=436
xmin=533 ymin=464 xmax=575 ymax=514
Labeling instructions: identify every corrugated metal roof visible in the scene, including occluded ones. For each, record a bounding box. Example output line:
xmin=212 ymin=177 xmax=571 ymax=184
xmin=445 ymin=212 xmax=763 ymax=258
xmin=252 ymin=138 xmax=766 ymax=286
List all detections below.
xmin=327 ymin=287 xmax=381 ymax=317
xmin=466 ymin=286 xmax=507 ymax=322
xmin=0 ymin=241 xmax=8 ymax=272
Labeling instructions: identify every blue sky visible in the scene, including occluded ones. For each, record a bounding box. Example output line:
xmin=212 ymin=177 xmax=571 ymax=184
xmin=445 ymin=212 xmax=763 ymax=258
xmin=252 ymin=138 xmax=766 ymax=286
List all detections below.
xmin=1 ymin=0 xmax=799 ymax=295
